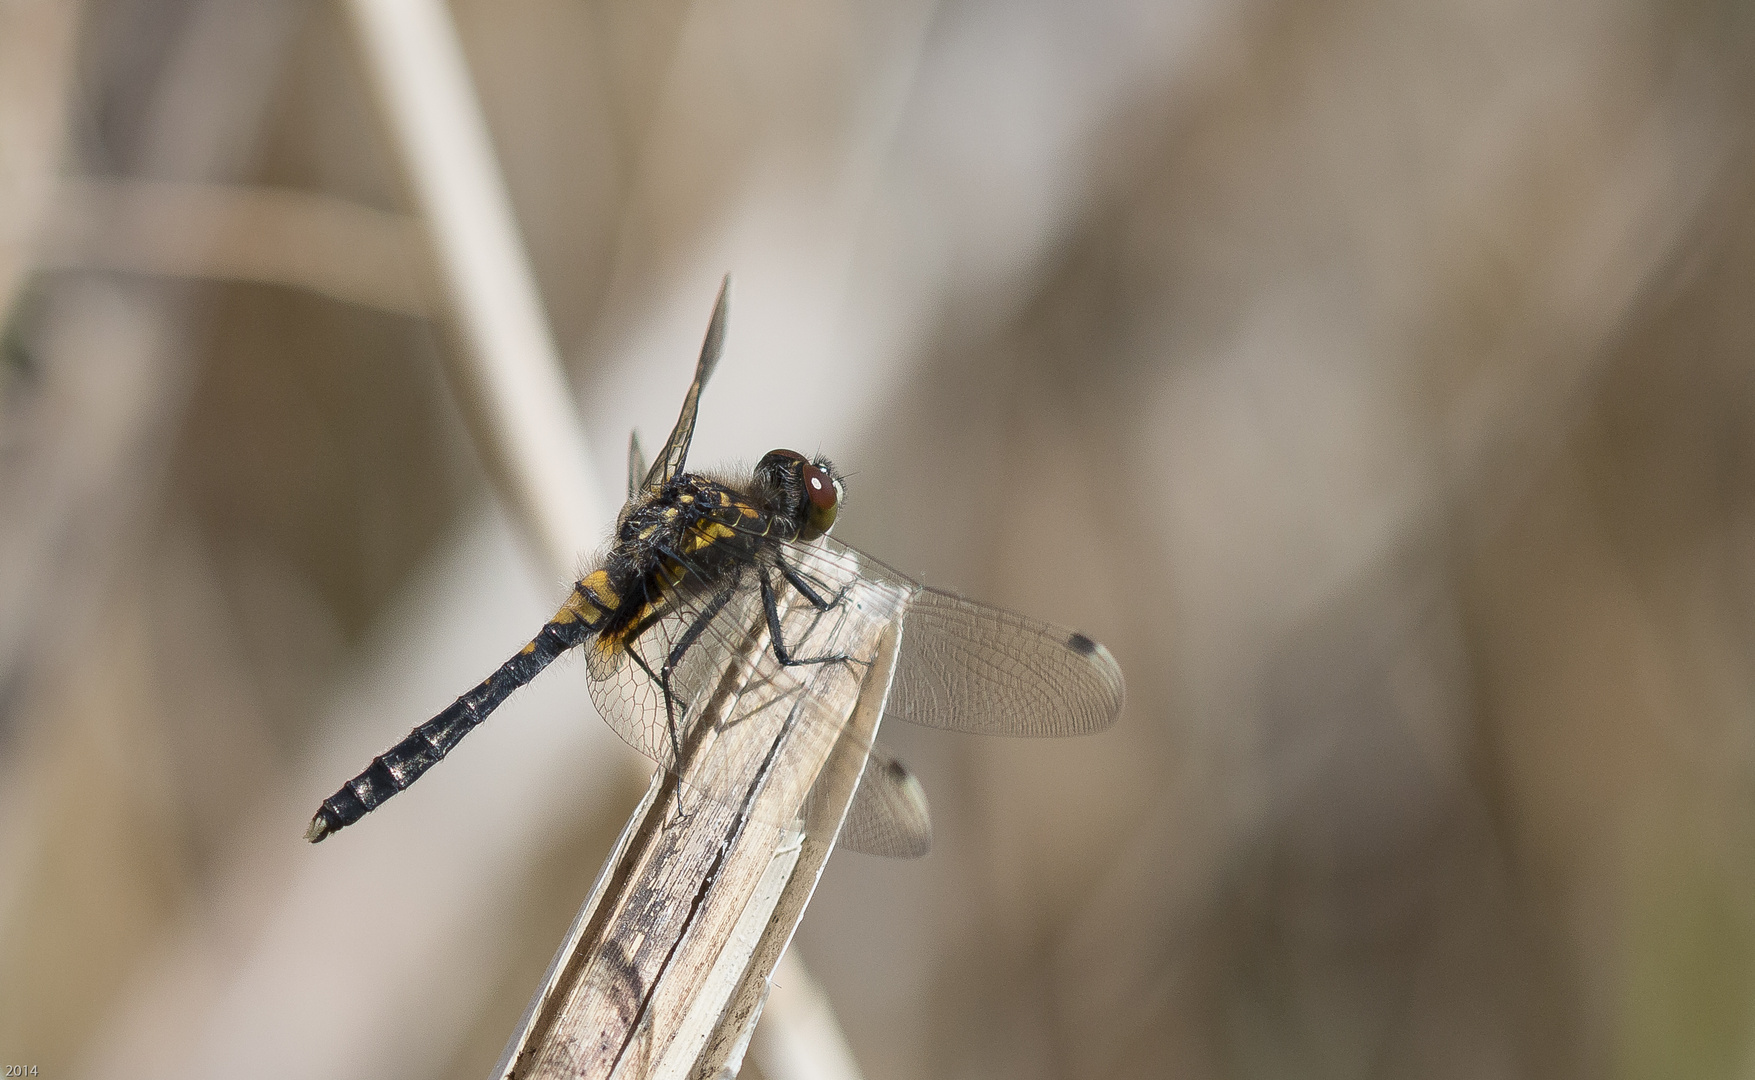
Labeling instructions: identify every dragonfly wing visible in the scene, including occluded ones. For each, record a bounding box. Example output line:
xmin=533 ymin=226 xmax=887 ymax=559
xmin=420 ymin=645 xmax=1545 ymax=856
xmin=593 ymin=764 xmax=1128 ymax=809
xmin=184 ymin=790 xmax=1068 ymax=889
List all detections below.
xmin=583 ymin=568 xmax=766 ymax=778
xmin=834 ymin=748 xmax=932 ymax=858
xmin=641 ymin=275 xmax=729 ymax=494
xmin=626 ymin=430 xmax=647 ymax=499
xmin=890 ymin=588 xmax=1124 ymax=736
xmin=781 ymin=537 xmax=1124 ymax=737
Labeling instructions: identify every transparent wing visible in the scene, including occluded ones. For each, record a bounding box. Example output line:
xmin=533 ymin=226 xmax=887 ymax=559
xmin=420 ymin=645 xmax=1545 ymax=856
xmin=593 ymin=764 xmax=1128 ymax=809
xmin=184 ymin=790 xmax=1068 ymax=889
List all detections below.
xmin=641 ymin=276 xmax=729 ymax=494
xmin=775 ymin=537 xmax=1126 ymax=738
xmin=626 ymin=430 xmax=647 ymax=499
xmin=835 ymin=748 xmax=932 ymax=858
xmin=890 ymin=588 xmax=1124 ymax=736
xmin=582 ymin=568 xmax=763 ymax=776
xmin=584 ymin=543 xmax=910 ymax=825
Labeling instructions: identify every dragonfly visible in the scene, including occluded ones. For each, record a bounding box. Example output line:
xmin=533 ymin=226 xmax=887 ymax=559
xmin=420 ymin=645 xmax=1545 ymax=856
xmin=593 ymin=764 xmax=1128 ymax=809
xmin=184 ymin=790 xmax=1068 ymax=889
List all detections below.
xmin=305 ymin=278 xmax=1124 ymax=857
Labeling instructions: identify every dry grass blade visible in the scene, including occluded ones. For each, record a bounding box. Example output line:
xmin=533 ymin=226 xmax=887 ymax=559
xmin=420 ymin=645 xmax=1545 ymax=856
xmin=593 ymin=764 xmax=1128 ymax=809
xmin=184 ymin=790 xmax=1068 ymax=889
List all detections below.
xmin=344 ymin=0 xmax=605 ymax=567
xmin=37 ymin=179 xmax=430 ymax=316
xmin=496 ymin=555 xmax=905 ymax=1079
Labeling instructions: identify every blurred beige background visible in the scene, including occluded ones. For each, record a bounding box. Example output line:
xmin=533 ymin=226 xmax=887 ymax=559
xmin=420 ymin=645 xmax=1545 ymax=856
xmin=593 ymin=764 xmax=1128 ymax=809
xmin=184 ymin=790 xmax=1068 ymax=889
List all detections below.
xmin=5 ymin=0 xmax=1755 ymax=1077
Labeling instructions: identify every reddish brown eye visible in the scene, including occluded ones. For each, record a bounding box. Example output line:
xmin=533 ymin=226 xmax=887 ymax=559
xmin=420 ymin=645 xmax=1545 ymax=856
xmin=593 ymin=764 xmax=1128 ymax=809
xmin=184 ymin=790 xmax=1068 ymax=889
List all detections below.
xmin=799 ymin=459 xmax=840 ymax=539
xmin=803 ymin=463 xmax=837 ymax=511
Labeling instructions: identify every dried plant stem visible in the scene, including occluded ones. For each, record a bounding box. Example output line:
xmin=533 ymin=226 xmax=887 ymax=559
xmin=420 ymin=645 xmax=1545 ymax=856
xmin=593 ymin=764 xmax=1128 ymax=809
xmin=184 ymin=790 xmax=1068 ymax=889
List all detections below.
xmin=37 ymin=179 xmax=429 ymax=316
xmin=344 ymin=0 xmax=605 ymax=568
xmin=496 ymin=584 xmax=899 ymax=1080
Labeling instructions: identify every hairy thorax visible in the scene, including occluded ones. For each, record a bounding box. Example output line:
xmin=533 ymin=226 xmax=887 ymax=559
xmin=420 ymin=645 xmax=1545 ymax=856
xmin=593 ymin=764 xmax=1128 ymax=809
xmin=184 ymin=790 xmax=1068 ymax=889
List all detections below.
xmin=580 ymin=475 xmax=790 ymax=645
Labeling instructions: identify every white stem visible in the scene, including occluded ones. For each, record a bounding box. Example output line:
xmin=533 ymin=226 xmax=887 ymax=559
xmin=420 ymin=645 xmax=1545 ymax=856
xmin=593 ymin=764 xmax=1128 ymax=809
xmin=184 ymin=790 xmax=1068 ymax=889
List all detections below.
xmin=344 ymin=0 xmax=605 ymax=569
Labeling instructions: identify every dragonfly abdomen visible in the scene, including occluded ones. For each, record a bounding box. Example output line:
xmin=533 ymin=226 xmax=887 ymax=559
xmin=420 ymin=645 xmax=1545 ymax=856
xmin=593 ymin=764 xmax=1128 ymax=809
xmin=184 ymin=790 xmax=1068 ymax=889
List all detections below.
xmin=305 ymin=577 xmax=618 ymax=842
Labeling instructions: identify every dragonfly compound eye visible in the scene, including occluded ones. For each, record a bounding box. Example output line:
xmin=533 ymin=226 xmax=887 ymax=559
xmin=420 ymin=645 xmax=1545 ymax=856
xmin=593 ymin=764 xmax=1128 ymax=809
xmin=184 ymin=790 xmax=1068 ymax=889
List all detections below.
xmin=801 ymin=461 xmax=839 ymax=538
xmin=802 ymin=463 xmax=836 ymax=512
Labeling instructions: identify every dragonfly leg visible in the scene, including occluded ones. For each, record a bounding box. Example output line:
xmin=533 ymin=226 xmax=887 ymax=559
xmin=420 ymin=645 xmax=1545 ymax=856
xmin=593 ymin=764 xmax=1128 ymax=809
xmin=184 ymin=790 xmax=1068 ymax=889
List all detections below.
xmin=653 ymin=541 xmax=711 ymax=590
xmin=774 ymin=552 xmax=849 ymax=612
xmin=661 ymin=580 xmax=739 ymax=680
xmin=760 ymin=567 xmax=853 ymax=668
xmin=616 ymin=575 xmax=741 ymax=766
xmin=651 ymin=580 xmax=741 ymax=762
xmin=625 ymin=647 xmax=686 ymax=766
xmin=609 ymin=586 xmax=696 ymax=764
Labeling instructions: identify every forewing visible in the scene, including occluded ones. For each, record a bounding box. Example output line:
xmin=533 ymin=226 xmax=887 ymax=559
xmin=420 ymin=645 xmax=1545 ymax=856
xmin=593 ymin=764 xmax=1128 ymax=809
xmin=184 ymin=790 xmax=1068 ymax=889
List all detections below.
xmin=780 ymin=537 xmax=1125 ymax=737
xmin=641 ymin=276 xmax=729 ymax=494
xmin=892 ymin=589 xmax=1124 ymax=735
xmin=626 ymin=430 xmax=647 ymax=499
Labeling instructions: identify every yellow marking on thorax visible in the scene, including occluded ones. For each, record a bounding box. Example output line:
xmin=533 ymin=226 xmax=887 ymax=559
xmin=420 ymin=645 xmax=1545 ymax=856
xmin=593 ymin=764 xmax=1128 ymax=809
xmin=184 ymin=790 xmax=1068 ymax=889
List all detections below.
xmin=682 ymin=520 xmax=737 ymax=553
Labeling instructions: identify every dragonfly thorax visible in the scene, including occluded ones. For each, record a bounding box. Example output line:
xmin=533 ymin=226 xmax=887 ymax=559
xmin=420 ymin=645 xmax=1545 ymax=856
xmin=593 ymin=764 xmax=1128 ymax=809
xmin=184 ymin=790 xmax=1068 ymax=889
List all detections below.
xmin=610 ymin=475 xmax=773 ymax=589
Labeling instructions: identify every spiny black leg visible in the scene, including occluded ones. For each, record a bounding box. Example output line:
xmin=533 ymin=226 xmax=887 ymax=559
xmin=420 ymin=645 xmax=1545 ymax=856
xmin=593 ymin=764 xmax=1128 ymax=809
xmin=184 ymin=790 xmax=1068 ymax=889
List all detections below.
xmin=306 ymin=615 xmax=592 ymax=842
xmin=651 ymin=580 xmax=741 ymax=763
xmin=663 ymin=582 xmax=739 ymax=683
xmin=620 ymin=598 xmax=674 ymax=650
xmin=760 ymin=568 xmax=852 ymax=668
xmin=775 ymin=553 xmax=848 ymax=612
xmin=627 ymin=648 xmax=684 ymax=765
xmin=608 ymin=589 xmax=710 ymax=763
xmin=654 ymin=542 xmax=712 ymax=590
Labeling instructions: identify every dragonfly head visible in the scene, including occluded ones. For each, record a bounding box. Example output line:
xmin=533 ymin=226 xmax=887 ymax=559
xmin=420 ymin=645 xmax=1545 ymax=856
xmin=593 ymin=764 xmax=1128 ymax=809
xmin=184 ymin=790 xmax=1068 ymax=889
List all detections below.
xmin=755 ymin=448 xmax=842 ymax=541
